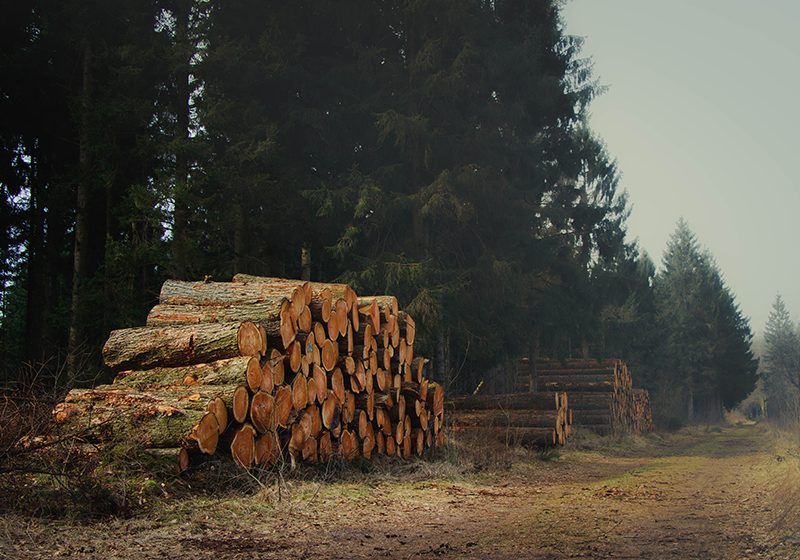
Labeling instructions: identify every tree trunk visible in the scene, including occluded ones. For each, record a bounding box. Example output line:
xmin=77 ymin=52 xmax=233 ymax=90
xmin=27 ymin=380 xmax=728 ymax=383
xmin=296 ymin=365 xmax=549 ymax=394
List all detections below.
xmin=102 ymin=321 xmax=263 ymax=371
xmin=53 ymin=385 xmax=236 ymax=453
xmin=448 ymin=392 xmax=563 ymax=412
xmin=68 ymin=39 xmax=92 ymax=377
xmin=112 ymin=356 xmax=261 ymax=390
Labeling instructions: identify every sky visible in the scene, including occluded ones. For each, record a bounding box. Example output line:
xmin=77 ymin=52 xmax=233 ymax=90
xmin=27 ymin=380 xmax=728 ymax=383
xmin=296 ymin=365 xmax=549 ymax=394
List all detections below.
xmin=560 ymin=0 xmax=800 ymax=335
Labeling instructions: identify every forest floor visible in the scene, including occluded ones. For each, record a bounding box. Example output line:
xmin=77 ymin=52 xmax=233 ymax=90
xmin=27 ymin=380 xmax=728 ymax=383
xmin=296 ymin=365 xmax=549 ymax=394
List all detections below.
xmin=2 ymin=422 xmax=800 ymax=559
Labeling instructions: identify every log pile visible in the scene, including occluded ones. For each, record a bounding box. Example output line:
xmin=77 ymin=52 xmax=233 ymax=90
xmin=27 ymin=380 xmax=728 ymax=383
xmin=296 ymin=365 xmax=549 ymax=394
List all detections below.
xmin=516 ymin=358 xmax=652 ymax=435
xmin=447 ymin=392 xmax=571 ymax=447
xmin=53 ymin=275 xmax=445 ymax=470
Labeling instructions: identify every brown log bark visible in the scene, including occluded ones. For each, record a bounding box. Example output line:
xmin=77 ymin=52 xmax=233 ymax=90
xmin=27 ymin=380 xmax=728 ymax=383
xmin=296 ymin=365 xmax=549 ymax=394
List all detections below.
xmin=360 ymin=295 xmax=397 ymax=322
xmin=447 ymin=392 xmax=563 ymax=412
xmin=529 ymin=358 xmax=621 ymax=370
xmin=232 ymin=274 xmax=356 ymax=314
xmin=103 ymin=322 xmax=262 ymax=371
xmin=112 ymin=356 xmax=260 ymax=390
xmin=453 ymin=426 xmax=559 ymax=447
xmin=54 ymin=386 xmax=227 ymax=453
xmin=427 ymin=382 xmax=444 ymax=416
xmin=450 ymin=410 xmax=565 ymax=429
xmin=539 ymin=381 xmax=618 ymax=393
xmin=158 ymin=279 xmax=304 ymax=314
xmin=396 ymin=311 xmax=416 ymax=345
xmin=146 ymin=302 xmax=284 ymax=338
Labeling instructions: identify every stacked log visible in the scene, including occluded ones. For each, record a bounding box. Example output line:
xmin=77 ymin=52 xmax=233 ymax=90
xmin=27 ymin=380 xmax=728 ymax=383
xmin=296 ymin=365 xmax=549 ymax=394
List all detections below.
xmin=53 ymin=276 xmax=445 ymax=470
xmin=516 ymin=358 xmax=652 ymax=435
xmin=447 ymin=392 xmax=570 ymax=447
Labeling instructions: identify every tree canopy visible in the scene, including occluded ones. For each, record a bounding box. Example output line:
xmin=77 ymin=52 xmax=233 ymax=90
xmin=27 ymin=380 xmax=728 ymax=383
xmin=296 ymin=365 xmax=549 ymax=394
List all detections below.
xmin=0 ymin=1 xmax=760 ymax=426
xmin=643 ymin=219 xmax=758 ymax=421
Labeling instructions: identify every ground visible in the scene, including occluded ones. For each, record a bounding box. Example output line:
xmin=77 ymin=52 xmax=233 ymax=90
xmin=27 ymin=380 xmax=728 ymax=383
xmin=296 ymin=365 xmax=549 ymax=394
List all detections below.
xmin=2 ymin=423 xmax=799 ymax=559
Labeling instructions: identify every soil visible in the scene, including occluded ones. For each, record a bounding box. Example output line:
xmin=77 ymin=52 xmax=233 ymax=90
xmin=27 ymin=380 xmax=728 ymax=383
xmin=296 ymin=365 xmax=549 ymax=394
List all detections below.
xmin=3 ymin=422 xmax=799 ymax=559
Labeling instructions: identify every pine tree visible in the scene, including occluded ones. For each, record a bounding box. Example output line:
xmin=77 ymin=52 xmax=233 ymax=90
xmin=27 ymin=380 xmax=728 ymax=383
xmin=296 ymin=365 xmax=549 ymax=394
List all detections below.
xmin=762 ymin=294 xmax=800 ymax=417
xmin=652 ymin=219 xmax=757 ymax=422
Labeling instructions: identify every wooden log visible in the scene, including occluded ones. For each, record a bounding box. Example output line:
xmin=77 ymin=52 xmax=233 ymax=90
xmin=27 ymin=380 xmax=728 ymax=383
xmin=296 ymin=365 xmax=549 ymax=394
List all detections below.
xmin=356 ymin=297 xmax=381 ymax=335
xmin=230 ymin=423 xmax=257 ymax=468
xmin=521 ymin=373 xmax=618 ymax=385
xmin=267 ymin=350 xmax=285 ymax=386
xmin=530 ymin=358 xmax=621 ymax=370
xmin=292 ymin=373 xmax=308 ymax=411
xmin=328 ymin=368 xmax=345 ymax=405
xmin=112 ymin=356 xmax=261 ymax=390
xmin=53 ymin=387 xmax=225 ymax=453
xmin=318 ymin=431 xmax=333 ymax=461
xmin=232 ymin=385 xmax=250 ymax=424
xmin=395 ymin=312 xmax=414 ymax=346
xmin=448 ymin=392 xmax=562 ymax=412
xmin=232 ymin=274 xmax=356 ymax=315
xmin=250 ymin=391 xmax=275 ymax=434
xmin=539 ymin=381 xmax=618 ymax=393
xmin=339 ymin=429 xmax=358 ymax=460
xmin=322 ymin=390 xmax=340 ymax=430
xmin=302 ymin=435 xmax=318 ymax=462
xmin=326 ymin=312 xmax=340 ymax=341
xmin=255 ymin=431 xmax=279 ymax=466
xmin=362 ymin=423 xmax=375 ymax=459
xmin=207 ymin=396 xmax=228 ymax=434
xmin=453 ymin=426 xmax=559 ymax=447
xmin=103 ymin=322 xmax=262 ymax=371
xmin=450 ymin=410 xmax=564 ymax=429
xmin=158 ymin=279 xmax=304 ymax=317
xmin=362 ymin=295 xmax=398 ymax=322
xmin=306 ymin=375 xmax=318 ymax=406
xmin=146 ymin=303 xmax=288 ymax=344
xmin=274 ymin=385 xmax=294 ymax=428
xmin=321 ymin=339 xmax=339 ymax=371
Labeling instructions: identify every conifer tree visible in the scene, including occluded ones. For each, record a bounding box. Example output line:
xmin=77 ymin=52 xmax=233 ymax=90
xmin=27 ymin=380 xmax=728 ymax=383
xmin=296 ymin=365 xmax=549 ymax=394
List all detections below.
xmin=762 ymin=294 xmax=800 ymax=416
xmin=652 ymin=219 xmax=757 ymax=421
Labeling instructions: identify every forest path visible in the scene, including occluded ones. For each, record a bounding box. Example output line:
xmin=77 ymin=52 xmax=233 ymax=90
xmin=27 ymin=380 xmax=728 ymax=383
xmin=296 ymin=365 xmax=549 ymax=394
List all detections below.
xmin=4 ymin=423 xmax=799 ymax=559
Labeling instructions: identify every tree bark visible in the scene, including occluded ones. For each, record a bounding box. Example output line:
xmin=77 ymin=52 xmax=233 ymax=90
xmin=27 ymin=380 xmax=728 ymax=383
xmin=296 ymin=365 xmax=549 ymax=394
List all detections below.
xmin=53 ymin=386 xmax=235 ymax=453
xmin=112 ymin=356 xmax=261 ymax=390
xmin=102 ymin=321 xmax=263 ymax=370
xmin=448 ymin=392 xmax=563 ymax=412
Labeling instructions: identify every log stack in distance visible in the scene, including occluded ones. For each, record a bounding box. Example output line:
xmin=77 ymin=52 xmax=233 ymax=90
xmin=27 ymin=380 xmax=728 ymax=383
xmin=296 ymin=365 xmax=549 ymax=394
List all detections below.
xmin=447 ymin=391 xmax=571 ymax=447
xmin=53 ymin=276 xmax=445 ymax=471
xmin=516 ymin=358 xmax=652 ymax=435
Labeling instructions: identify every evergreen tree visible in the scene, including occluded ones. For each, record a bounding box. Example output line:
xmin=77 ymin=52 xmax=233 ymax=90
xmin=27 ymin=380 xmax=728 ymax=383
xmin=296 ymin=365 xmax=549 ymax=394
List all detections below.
xmin=301 ymin=0 xmax=623 ymax=391
xmin=651 ymin=219 xmax=757 ymax=422
xmin=762 ymin=294 xmax=800 ymax=417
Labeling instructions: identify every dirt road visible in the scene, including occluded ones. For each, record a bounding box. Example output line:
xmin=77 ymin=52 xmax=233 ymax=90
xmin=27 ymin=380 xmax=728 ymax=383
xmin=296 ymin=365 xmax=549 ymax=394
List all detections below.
xmin=3 ymin=423 xmax=799 ymax=559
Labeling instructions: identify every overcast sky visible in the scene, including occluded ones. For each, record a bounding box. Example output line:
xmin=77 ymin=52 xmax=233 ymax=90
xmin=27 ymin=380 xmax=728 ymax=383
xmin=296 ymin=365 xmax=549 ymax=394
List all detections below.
xmin=560 ymin=0 xmax=800 ymax=335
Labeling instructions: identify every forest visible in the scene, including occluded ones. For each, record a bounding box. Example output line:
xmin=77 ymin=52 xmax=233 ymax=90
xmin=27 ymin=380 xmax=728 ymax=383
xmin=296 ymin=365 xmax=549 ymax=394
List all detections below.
xmin=0 ymin=0 xmax=764 ymax=426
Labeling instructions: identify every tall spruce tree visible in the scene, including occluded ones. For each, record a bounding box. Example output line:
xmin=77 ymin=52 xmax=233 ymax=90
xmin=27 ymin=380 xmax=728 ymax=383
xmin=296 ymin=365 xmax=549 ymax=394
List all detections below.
xmin=301 ymin=0 xmax=624 ymax=392
xmin=762 ymin=294 xmax=800 ymax=416
xmin=652 ymin=219 xmax=757 ymax=422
